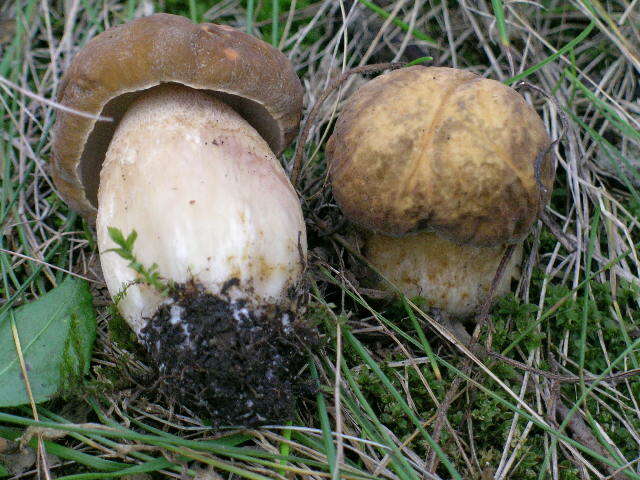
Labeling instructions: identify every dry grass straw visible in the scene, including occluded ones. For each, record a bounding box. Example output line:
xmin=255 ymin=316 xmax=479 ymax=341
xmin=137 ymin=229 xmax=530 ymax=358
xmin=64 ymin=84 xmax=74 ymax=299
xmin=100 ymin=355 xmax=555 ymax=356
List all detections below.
xmin=1 ymin=0 xmax=639 ymax=478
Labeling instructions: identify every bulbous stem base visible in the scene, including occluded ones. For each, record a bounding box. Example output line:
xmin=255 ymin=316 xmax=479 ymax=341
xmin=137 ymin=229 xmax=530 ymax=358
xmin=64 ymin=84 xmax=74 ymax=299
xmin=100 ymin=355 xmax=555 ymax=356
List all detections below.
xmin=365 ymin=231 xmax=522 ymax=317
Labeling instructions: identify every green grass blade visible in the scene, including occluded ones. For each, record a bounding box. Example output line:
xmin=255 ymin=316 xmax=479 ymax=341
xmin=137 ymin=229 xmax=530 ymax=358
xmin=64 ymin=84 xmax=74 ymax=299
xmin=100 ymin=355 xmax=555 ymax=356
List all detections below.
xmin=491 ymin=0 xmax=509 ymax=47
xmin=506 ymin=21 xmax=596 ymax=85
xmin=356 ymin=0 xmax=437 ymax=45
xmin=271 ymin=0 xmax=279 ymax=46
xmin=246 ymin=0 xmax=255 ymax=35
xmin=309 ymin=357 xmax=337 ymax=474
xmin=343 ymin=329 xmax=462 ymax=480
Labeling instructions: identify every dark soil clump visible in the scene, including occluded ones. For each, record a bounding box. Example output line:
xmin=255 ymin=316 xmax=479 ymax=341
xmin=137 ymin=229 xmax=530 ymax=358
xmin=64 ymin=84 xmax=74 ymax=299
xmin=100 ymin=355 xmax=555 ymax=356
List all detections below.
xmin=139 ymin=282 xmax=317 ymax=426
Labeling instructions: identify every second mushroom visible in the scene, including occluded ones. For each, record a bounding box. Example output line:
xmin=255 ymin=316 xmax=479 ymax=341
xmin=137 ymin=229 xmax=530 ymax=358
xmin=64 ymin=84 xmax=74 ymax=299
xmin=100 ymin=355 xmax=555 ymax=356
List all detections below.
xmin=327 ymin=66 xmax=555 ymax=317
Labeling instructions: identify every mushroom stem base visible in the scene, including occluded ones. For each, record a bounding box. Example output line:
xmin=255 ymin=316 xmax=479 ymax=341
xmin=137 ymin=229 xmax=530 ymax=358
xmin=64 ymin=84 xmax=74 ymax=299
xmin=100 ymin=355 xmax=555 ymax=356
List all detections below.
xmin=139 ymin=282 xmax=317 ymax=426
xmin=365 ymin=231 xmax=523 ymax=317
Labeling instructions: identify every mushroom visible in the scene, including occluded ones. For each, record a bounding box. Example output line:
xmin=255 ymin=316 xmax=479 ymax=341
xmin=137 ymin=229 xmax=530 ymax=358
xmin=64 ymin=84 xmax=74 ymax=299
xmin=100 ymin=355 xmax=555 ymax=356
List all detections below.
xmin=51 ymin=14 xmax=311 ymax=425
xmin=326 ymin=66 xmax=555 ymax=317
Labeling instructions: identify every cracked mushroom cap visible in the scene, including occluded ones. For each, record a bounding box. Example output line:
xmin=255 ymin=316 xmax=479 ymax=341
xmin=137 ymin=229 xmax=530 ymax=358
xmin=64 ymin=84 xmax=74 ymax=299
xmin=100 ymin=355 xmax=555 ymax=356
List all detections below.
xmin=327 ymin=66 xmax=555 ymax=247
xmin=52 ymin=13 xmax=304 ymax=221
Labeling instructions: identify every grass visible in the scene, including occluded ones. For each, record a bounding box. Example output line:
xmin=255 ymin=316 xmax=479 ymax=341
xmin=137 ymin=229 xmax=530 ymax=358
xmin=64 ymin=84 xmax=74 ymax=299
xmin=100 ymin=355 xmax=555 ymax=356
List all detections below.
xmin=1 ymin=0 xmax=640 ymax=479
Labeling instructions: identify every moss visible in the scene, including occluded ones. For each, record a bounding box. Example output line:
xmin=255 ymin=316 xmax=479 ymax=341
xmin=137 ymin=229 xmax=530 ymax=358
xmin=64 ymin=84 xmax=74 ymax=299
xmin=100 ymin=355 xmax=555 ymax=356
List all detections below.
xmin=328 ymin=268 xmax=640 ymax=477
xmin=107 ymin=306 xmax=139 ymax=352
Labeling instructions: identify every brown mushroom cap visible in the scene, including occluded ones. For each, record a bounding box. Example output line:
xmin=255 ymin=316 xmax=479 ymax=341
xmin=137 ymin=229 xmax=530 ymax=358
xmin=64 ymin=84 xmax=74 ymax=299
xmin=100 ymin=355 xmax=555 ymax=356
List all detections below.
xmin=52 ymin=13 xmax=304 ymax=220
xmin=326 ymin=66 xmax=555 ymax=247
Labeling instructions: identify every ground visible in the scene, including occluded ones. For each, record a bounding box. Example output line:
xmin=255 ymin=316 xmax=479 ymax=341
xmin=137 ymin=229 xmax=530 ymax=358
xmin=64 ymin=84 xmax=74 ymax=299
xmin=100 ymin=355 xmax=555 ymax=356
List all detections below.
xmin=1 ymin=0 xmax=639 ymax=479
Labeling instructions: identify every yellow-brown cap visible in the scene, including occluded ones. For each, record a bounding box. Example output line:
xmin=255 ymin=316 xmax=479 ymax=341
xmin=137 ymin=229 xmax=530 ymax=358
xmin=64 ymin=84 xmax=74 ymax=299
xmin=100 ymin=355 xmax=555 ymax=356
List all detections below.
xmin=326 ymin=66 xmax=555 ymax=247
xmin=52 ymin=13 xmax=304 ymax=220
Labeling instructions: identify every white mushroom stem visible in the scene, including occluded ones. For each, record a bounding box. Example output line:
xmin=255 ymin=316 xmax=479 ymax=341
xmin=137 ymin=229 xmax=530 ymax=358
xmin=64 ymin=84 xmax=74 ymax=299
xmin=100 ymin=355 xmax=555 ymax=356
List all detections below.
xmin=365 ymin=231 xmax=522 ymax=317
xmin=96 ymin=84 xmax=306 ymax=335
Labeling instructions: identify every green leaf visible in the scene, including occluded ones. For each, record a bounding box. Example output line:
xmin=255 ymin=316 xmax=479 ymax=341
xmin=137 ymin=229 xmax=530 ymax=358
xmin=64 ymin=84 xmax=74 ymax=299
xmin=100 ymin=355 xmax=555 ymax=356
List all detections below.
xmin=0 ymin=277 xmax=97 ymax=407
xmin=125 ymin=230 xmax=137 ymax=250
xmin=106 ymin=249 xmax=131 ymax=260
xmin=0 ymin=463 xmax=8 ymax=477
xmin=107 ymin=226 xmax=125 ymax=247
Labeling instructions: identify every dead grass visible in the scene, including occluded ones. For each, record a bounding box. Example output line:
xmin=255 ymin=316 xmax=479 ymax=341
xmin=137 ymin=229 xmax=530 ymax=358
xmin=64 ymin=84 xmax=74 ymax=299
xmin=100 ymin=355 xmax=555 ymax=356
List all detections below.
xmin=1 ymin=0 xmax=639 ymax=479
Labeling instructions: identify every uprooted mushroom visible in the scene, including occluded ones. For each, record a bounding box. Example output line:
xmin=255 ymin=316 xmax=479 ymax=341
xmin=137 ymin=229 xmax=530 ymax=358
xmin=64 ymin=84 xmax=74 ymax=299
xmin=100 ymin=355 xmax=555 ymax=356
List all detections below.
xmin=52 ymin=14 xmax=313 ymax=425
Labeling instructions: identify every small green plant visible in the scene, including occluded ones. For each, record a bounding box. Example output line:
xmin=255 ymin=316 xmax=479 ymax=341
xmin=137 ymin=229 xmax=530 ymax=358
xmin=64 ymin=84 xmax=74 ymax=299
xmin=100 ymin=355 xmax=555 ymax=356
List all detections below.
xmin=106 ymin=227 xmax=169 ymax=294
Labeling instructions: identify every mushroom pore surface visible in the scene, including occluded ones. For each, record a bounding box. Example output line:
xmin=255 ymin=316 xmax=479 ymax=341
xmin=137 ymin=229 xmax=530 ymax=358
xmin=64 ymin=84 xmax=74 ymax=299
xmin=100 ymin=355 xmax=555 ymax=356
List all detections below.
xmin=327 ymin=66 xmax=555 ymax=247
xmin=97 ymin=84 xmax=311 ymax=425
